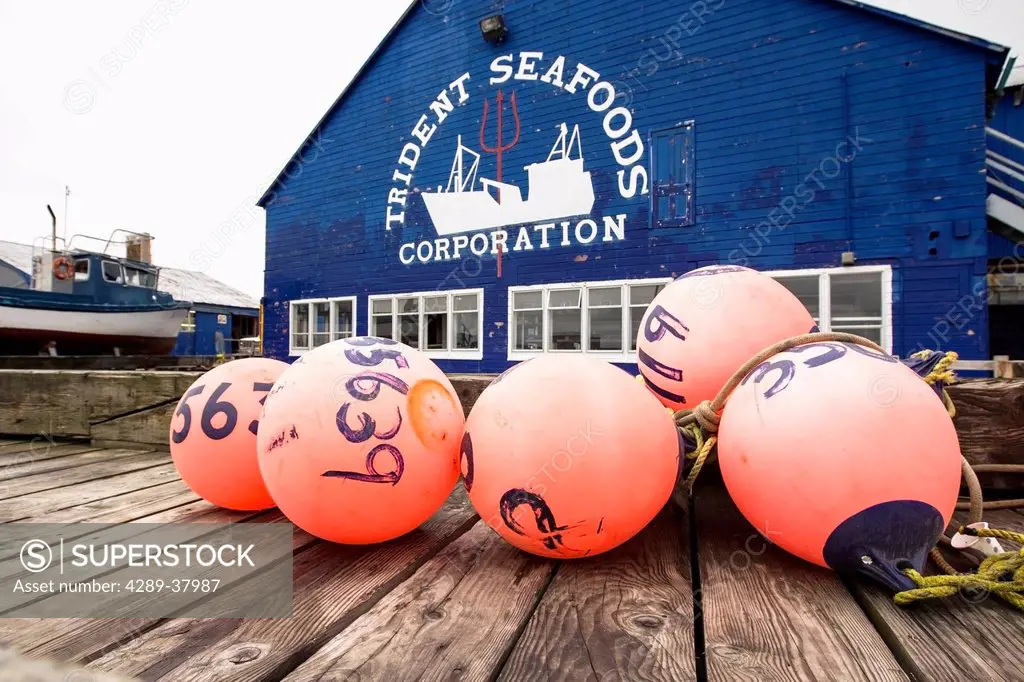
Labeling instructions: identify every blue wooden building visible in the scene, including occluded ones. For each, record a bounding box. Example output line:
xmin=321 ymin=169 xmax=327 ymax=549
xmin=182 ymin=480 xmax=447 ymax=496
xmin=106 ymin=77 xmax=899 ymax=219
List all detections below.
xmin=259 ymin=0 xmax=1023 ymax=373
xmin=158 ymin=268 xmax=259 ymax=356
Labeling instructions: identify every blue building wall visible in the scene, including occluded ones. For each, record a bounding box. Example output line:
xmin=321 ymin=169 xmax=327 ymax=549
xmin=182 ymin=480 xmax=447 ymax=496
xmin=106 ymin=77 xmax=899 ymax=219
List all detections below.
xmin=171 ymin=307 xmax=257 ymax=356
xmin=262 ymin=0 xmax=1002 ymax=371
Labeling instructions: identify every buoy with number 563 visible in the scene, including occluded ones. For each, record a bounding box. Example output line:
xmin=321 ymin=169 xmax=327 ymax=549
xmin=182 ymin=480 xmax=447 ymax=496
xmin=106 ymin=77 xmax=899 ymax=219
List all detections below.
xmin=257 ymin=337 xmax=465 ymax=544
xmin=169 ymin=357 xmax=289 ymax=511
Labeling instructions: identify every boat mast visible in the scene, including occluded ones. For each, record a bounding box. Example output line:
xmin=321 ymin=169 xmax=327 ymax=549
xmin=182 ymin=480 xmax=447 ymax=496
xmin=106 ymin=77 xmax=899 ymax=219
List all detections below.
xmin=546 ymin=123 xmax=583 ymax=162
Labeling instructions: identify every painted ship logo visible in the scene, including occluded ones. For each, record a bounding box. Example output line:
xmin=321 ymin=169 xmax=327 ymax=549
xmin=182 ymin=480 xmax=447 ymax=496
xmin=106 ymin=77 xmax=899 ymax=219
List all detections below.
xmin=421 ymin=118 xmax=596 ymax=236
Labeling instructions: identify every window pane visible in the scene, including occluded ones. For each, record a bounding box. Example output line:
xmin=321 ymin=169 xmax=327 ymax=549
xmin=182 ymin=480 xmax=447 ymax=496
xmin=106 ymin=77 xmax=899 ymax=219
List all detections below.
xmin=292 ymin=304 xmax=309 ymax=349
xmin=550 ymin=308 xmax=582 ymax=350
xmin=373 ymin=315 xmax=394 ymax=340
xmin=832 ymin=325 xmax=881 ymax=345
xmin=630 ymin=284 xmax=663 ymax=306
xmin=424 ymin=296 xmax=447 ymax=313
xmin=313 ymin=302 xmax=331 ymax=347
xmin=454 ymin=311 xmax=479 ymax=349
xmin=102 ymin=261 xmax=122 ymax=283
xmin=630 ymin=307 xmax=646 ymax=351
xmin=514 ymin=310 xmax=543 ymax=351
xmin=549 ymin=289 xmax=581 ymax=308
xmin=333 ymin=300 xmax=353 ymax=338
xmin=294 ymin=304 xmax=309 ymax=333
xmin=773 ymin=276 xmax=819 ymax=318
xmin=372 ymin=299 xmax=392 ymax=314
xmin=399 ymin=297 xmax=419 ymax=314
xmin=454 ymin=294 xmax=478 ymax=312
xmin=831 ymin=273 xmax=882 ymax=319
xmin=513 ymin=291 xmax=542 ymax=310
xmin=588 ymin=287 xmax=621 ymax=307
xmin=589 ymin=308 xmax=623 ymax=351
xmin=74 ymin=259 xmax=89 ymax=282
xmin=399 ymin=313 xmax=419 ymax=347
xmin=425 ymin=312 xmax=448 ymax=350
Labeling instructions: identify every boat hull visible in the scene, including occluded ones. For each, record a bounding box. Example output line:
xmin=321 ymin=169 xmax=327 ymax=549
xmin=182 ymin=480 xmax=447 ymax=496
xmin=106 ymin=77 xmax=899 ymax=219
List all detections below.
xmin=0 ymin=304 xmax=188 ymax=355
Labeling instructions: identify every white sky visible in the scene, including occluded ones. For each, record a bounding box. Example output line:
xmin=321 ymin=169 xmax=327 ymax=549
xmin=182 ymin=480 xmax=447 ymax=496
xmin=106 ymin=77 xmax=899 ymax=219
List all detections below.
xmin=0 ymin=0 xmax=1020 ymax=300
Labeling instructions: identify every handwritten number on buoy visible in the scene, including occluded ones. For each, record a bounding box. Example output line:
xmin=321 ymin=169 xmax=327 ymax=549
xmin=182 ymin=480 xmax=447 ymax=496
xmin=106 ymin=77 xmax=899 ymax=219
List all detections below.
xmin=346 ymin=372 xmax=409 ymax=401
xmin=171 ymin=385 xmax=206 ymax=444
xmin=200 ymin=382 xmax=238 ymax=440
xmin=344 ymin=348 xmax=410 ymax=370
xmin=343 ymin=336 xmax=398 ymax=347
xmin=499 ymin=489 xmax=569 ymax=550
xmin=322 ymin=444 xmax=405 ymax=486
xmin=336 ymin=403 xmax=403 ymax=443
xmin=743 ymin=359 xmax=796 ymax=399
xmin=248 ymin=382 xmax=275 ymax=435
xmin=789 ymin=342 xmax=847 ymax=367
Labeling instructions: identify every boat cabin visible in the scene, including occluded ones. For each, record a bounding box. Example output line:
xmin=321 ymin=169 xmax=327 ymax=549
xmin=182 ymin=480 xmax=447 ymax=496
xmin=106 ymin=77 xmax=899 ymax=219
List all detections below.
xmin=54 ymin=251 xmax=170 ymax=306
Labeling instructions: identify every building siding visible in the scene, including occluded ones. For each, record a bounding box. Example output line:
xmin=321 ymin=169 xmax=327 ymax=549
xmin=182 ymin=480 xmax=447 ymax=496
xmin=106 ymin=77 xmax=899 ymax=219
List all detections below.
xmin=263 ymin=0 xmax=995 ymax=371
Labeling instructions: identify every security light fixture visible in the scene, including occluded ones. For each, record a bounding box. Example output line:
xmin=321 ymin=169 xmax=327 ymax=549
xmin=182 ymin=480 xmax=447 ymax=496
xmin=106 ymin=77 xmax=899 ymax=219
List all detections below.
xmin=480 ymin=15 xmax=508 ymax=44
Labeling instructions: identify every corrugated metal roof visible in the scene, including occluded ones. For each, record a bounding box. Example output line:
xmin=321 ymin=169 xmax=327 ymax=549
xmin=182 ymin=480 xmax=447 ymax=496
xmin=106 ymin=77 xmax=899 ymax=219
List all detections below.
xmin=156 ymin=267 xmax=258 ymax=310
xmin=0 ymin=240 xmax=35 ymax=277
xmin=0 ymin=239 xmax=257 ymax=310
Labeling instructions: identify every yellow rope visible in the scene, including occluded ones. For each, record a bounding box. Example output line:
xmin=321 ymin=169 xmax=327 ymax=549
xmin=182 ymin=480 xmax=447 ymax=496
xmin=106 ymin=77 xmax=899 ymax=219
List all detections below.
xmin=895 ymin=527 xmax=1024 ymax=610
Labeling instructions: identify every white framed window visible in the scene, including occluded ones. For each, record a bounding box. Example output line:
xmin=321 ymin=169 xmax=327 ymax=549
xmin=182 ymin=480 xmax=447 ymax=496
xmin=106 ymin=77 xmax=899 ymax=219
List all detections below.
xmin=180 ymin=310 xmax=195 ymax=332
xmin=368 ymin=288 xmax=483 ymax=360
xmin=289 ymin=296 xmax=358 ymax=355
xmin=767 ymin=265 xmax=892 ymax=353
xmin=508 ymin=278 xmax=671 ymax=362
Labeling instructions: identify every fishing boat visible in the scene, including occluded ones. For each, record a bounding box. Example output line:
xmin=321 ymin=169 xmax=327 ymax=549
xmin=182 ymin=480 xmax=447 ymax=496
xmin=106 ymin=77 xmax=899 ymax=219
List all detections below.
xmin=0 ymin=225 xmax=190 ymax=355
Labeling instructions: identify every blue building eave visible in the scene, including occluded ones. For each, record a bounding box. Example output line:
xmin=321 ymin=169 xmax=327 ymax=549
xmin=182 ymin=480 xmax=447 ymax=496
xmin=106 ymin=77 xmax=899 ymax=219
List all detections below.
xmin=255 ymin=0 xmax=1011 ymax=210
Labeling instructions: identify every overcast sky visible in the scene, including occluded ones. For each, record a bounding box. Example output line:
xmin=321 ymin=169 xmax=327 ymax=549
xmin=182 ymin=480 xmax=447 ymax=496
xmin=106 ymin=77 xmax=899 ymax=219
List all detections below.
xmin=0 ymin=0 xmax=1020 ymax=300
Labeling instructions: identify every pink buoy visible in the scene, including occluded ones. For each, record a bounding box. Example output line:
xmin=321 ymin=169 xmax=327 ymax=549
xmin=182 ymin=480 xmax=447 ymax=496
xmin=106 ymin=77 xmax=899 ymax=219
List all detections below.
xmin=169 ymin=357 xmax=289 ymax=511
xmin=635 ymin=265 xmax=815 ymax=410
xmin=257 ymin=337 xmax=464 ymax=544
xmin=717 ymin=341 xmax=962 ymax=592
xmin=463 ymin=355 xmax=679 ymax=559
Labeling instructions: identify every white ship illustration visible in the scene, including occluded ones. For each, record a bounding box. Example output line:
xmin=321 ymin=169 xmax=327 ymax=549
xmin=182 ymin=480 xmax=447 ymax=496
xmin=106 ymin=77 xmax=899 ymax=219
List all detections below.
xmin=421 ymin=123 xmax=596 ymax=236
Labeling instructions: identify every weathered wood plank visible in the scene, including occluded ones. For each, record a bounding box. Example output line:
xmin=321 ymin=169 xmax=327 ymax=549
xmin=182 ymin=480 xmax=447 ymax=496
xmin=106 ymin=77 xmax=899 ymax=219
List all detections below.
xmin=696 ymin=485 xmax=907 ymax=682
xmin=0 ymin=370 xmax=196 ymax=437
xmin=19 ymin=480 xmax=198 ymax=524
xmin=87 ymin=492 xmax=477 ymax=680
xmin=499 ymin=506 xmax=696 ymax=682
xmin=0 ymin=463 xmax=180 ymax=520
xmin=0 ymin=447 xmax=149 ymax=483
xmin=0 ymin=442 xmax=100 ymax=466
xmin=91 ymin=402 xmax=177 ymax=450
xmin=0 ymin=508 xmax=286 ymax=650
xmin=0 ymin=450 xmax=163 ymax=501
xmin=283 ymin=522 xmax=555 ymax=682
xmin=849 ymin=509 xmax=1024 ymax=681
xmin=949 ymin=379 xmax=1024 ymax=488
xmin=0 ymin=647 xmax=139 ymax=682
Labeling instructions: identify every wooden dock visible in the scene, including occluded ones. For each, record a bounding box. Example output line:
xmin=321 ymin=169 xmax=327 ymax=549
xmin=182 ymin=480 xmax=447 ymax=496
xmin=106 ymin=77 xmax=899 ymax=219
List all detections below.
xmin=0 ymin=439 xmax=1020 ymax=681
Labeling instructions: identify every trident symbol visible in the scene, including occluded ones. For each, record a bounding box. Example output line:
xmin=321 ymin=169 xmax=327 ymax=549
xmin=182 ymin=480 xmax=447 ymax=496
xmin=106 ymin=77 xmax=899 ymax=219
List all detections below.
xmin=479 ymin=90 xmax=521 ymax=204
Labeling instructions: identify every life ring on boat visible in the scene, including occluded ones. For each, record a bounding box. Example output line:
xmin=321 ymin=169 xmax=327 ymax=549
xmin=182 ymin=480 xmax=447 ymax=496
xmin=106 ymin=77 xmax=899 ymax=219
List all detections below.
xmin=52 ymin=256 xmax=73 ymax=281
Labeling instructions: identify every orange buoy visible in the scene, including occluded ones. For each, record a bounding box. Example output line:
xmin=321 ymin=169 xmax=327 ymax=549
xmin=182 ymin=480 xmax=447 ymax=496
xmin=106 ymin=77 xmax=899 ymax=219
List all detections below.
xmin=169 ymin=357 xmax=289 ymax=511
xmin=463 ymin=355 xmax=679 ymax=559
xmin=635 ymin=265 xmax=815 ymax=410
xmin=256 ymin=336 xmax=464 ymax=544
xmin=717 ymin=341 xmax=962 ymax=591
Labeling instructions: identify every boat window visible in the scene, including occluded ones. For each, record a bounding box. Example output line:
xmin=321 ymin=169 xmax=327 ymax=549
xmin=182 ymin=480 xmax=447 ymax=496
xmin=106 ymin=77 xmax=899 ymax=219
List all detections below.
xmin=102 ymin=261 xmax=123 ymax=284
xmin=73 ymin=259 xmax=90 ymax=282
xmin=124 ymin=266 xmax=157 ymax=288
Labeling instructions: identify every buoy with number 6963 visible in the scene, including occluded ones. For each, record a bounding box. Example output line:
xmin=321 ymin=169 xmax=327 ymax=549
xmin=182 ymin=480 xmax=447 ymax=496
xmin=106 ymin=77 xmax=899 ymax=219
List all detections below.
xmin=169 ymin=357 xmax=289 ymax=511
xmin=257 ymin=337 xmax=464 ymax=544
xmin=716 ymin=340 xmax=962 ymax=592
xmin=636 ymin=264 xmax=815 ymax=410
xmin=462 ymin=355 xmax=680 ymax=558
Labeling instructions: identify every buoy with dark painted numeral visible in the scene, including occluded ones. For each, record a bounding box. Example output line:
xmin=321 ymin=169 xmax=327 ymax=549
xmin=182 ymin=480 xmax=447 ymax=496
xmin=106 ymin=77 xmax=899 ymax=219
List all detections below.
xmin=635 ymin=264 xmax=815 ymax=410
xmin=169 ymin=357 xmax=289 ymax=510
xmin=717 ymin=341 xmax=961 ymax=592
xmin=463 ymin=355 xmax=679 ymax=558
xmin=256 ymin=337 xmax=464 ymax=544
